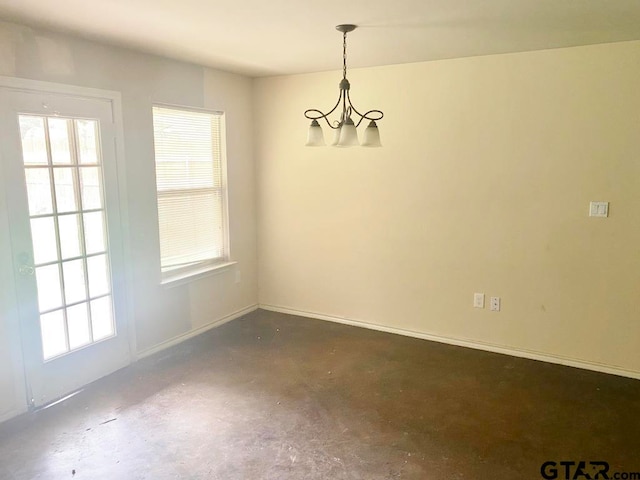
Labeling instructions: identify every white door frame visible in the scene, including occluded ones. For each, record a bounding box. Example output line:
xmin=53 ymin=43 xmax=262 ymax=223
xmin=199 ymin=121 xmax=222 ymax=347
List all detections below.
xmin=0 ymin=129 xmax=27 ymax=422
xmin=0 ymin=76 xmax=136 ymax=413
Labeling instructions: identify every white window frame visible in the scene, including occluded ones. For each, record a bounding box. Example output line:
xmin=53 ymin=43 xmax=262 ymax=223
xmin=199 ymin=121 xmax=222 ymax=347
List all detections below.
xmin=151 ymin=104 xmax=232 ymax=285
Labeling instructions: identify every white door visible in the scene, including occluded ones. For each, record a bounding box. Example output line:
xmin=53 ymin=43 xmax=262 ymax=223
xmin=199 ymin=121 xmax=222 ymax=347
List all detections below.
xmin=0 ymin=86 xmax=131 ymax=408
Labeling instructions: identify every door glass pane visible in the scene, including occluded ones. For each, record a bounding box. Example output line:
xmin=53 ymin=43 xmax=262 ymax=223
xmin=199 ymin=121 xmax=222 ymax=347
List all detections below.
xmin=80 ymin=167 xmax=102 ymax=209
xmin=35 ymin=264 xmax=62 ymax=311
xmin=62 ymin=259 xmax=87 ymax=304
xmin=25 ymin=168 xmax=53 ymax=215
xmin=30 ymin=216 xmax=58 ymax=264
xmin=53 ymin=168 xmax=77 ymax=213
xmin=58 ymin=214 xmax=82 ymax=259
xmin=40 ymin=310 xmax=68 ymax=360
xmin=67 ymin=303 xmax=91 ymax=349
xmin=91 ymin=296 xmax=114 ymax=341
xmin=18 ymin=113 xmax=118 ymax=366
xmin=76 ymin=120 xmax=99 ymax=164
xmin=49 ymin=118 xmax=72 ymax=165
xmin=19 ymin=116 xmax=48 ymax=165
xmin=84 ymin=211 xmax=105 ymax=254
xmin=87 ymin=254 xmax=109 ymax=297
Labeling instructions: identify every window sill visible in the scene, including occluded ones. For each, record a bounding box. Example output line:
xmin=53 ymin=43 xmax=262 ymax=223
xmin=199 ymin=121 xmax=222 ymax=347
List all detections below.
xmin=160 ymin=261 xmax=237 ymax=288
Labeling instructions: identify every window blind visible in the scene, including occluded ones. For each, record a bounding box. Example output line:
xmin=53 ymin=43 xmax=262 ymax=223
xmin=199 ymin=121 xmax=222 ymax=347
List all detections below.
xmin=152 ymin=106 xmax=226 ymax=274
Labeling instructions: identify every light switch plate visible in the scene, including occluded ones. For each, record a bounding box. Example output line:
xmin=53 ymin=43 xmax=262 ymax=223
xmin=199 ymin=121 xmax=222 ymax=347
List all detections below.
xmin=589 ymin=201 xmax=609 ymax=217
xmin=473 ymin=293 xmax=485 ymax=308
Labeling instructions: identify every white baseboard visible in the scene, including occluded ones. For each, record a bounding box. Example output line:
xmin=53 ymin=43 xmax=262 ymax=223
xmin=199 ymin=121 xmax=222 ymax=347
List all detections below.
xmin=259 ymin=304 xmax=640 ymax=381
xmin=0 ymin=406 xmax=27 ymax=424
xmin=137 ymin=304 xmax=258 ymax=360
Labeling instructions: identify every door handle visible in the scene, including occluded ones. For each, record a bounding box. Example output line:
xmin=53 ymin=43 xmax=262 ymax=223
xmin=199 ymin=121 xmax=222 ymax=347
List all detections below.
xmin=19 ymin=264 xmax=35 ymax=276
xmin=17 ymin=252 xmax=34 ymax=276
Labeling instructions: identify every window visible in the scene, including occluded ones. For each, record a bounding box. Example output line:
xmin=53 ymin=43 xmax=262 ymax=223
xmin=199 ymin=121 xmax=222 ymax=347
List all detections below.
xmin=152 ymin=106 xmax=228 ymax=280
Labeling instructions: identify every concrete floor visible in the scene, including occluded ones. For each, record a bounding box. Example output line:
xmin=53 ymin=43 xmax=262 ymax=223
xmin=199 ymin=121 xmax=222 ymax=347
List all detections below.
xmin=1 ymin=309 xmax=639 ymax=479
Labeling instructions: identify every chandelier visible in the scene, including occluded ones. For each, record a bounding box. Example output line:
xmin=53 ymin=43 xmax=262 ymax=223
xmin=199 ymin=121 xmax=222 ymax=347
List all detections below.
xmin=304 ymin=24 xmax=383 ymax=147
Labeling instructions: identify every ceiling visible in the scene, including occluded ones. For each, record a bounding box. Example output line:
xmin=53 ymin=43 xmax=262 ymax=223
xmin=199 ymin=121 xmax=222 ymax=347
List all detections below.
xmin=1 ymin=0 xmax=640 ymax=77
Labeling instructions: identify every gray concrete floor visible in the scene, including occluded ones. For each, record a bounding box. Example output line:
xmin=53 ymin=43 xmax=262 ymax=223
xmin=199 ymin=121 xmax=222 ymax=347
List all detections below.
xmin=1 ymin=309 xmax=639 ymax=479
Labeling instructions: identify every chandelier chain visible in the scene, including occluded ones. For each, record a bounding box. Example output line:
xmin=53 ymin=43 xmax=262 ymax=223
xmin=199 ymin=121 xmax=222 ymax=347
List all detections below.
xmin=343 ymin=31 xmax=347 ymax=80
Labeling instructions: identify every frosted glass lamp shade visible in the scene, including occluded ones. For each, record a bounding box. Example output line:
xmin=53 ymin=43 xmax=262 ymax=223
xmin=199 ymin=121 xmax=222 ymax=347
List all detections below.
xmin=305 ymin=120 xmax=325 ymax=146
xmin=330 ymin=125 xmax=341 ymax=146
xmin=361 ymin=120 xmax=381 ymax=147
xmin=336 ymin=118 xmax=359 ymax=147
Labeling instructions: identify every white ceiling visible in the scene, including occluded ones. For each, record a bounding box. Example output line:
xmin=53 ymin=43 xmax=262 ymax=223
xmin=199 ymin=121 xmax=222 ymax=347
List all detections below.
xmin=1 ymin=0 xmax=640 ymax=77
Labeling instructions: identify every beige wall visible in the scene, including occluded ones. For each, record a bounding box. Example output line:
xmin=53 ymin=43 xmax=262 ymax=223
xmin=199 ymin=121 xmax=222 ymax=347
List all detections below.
xmin=0 ymin=20 xmax=257 ymax=420
xmin=255 ymin=41 xmax=640 ymax=375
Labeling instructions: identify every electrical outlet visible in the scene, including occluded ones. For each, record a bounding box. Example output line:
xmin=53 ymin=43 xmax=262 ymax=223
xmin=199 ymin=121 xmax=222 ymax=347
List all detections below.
xmin=235 ymin=269 xmax=241 ymax=284
xmin=473 ymin=293 xmax=485 ymax=308
xmin=490 ymin=297 xmax=501 ymax=312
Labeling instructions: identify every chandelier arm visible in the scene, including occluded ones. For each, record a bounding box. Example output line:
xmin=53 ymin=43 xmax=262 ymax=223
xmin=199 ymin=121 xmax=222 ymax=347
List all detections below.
xmin=304 ymin=90 xmax=347 ymax=128
xmin=354 ymin=110 xmax=384 ymax=127
xmin=346 ymin=90 xmax=384 ymax=127
xmin=342 ymin=90 xmax=349 ymax=123
xmin=303 ymin=110 xmax=333 ymax=128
